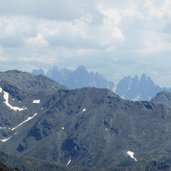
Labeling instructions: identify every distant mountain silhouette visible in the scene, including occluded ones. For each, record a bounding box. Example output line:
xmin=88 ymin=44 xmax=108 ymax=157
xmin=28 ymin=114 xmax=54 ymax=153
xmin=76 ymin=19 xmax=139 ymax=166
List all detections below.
xmin=32 ymin=66 xmax=170 ymax=101
xmin=33 ymin=65 xmax=115 ymax=90
xmin=115 ymin=74 xmax=163 ymax=101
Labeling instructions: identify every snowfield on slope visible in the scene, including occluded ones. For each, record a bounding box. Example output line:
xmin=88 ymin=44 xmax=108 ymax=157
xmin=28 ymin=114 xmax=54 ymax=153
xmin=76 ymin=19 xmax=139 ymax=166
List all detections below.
xmin=0 ymin=87 xmax=27 ymax=111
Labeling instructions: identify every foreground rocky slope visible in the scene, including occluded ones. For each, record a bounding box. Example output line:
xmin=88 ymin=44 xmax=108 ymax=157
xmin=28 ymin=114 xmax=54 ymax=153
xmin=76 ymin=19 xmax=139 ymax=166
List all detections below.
xmin=0 ymin=163 xmax=18 ymax=171
xmin=0 ymin=70 xmax=65 ymax=146
xmin=0 ymin=70 xmax=171 ymax=170
xmin=152 ymin=92 xmax=171 ymax=108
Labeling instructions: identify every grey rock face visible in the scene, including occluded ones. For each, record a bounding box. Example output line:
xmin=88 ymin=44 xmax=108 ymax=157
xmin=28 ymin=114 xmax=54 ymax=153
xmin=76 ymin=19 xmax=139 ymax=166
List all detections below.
xmin=0 ymin=70 xmax=65 ymax=144
xmin=33 ymin=66 xmax=115 ymax=90
xmin=152 ymin=91 xmax=171 ymax=108
xmin=0 ymin=70 xmax=65 ymax=97
xmin=33 ymin=66 xmax=168 ymax=101
xmin=0 ymin=69 xmax=171 ymax=171
xmin=0 ymin=70 xmax=171 ymax=170
xmin=115 ymin=74 xmax=163 ymax=101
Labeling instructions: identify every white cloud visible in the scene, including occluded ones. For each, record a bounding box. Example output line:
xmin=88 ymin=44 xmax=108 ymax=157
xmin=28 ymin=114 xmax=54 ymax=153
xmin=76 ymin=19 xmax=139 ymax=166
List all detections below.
xmin=0 ymin=55 xmax=9 ymax=62
xmin=26 ymin=34 xmax=49 ymax=48
xmin=0 ymin=0 xmax=171 ymax=86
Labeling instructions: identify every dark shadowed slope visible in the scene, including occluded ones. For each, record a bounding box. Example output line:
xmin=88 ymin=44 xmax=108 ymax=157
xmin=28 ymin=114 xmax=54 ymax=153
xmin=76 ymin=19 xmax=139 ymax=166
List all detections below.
xmin=152 ymin=91 xmax=171 ymax=108
xmin=0 ymin=71 xmax=171 ymax=170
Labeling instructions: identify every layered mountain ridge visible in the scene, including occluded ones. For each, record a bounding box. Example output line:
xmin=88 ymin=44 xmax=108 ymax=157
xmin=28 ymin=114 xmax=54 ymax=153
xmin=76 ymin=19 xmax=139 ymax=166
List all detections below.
xmin=33 ymin=66 xmax=115 ymax=90
xmin=32 ymin=66 xmax=169 ymax=101
xmin=0 ymin=70 xmax=171 ymax=170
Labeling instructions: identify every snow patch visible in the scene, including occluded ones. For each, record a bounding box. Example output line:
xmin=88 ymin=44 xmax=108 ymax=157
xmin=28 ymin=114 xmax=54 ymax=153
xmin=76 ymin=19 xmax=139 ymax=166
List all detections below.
xmin=33 ymin=99 xmax=40 ymax=104
xmin=3 ymin=91 xmax=27 ymax=111
xmin=11 ymin=113 xmax=38 ymax=131
xmin=82 ymin=108 xmax=86 ymax=112
xmin=132 ymin=95 xmax=140 ymax=101
xmin=127 ymin=151 xmax=138 ymax=161
xmin=0 ymin=137 xmax=11 ymax=142
xmin=127 ymin=79 xmax=132 ymax=90
xmin=66 ymin=159 xmax=71 ymax=166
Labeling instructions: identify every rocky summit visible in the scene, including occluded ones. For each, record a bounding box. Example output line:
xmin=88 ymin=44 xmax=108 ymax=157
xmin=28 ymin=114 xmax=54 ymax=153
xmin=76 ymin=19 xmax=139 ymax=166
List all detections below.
xmin=33 ymin=66 xmax=170 ymax=101
xmin=0 ymin=70 xmax=171 ymax=171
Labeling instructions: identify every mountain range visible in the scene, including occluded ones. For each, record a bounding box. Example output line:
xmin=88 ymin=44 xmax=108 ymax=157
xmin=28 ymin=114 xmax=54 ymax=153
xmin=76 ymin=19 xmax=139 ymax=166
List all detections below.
xmin=0 ymin=70 xmax=171 ymax=170
xmin=115 ymin=74 xmax=164 ymax=101
xmin=33 ymin=66 xmax=115 ymax=90
xmin=32 ymin=66 xmax=169 ymax=101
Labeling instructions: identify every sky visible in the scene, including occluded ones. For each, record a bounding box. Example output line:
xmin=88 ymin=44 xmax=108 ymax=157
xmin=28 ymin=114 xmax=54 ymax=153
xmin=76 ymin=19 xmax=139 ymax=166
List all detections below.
xmin=0 ymin=0 xmax=171 ymax=87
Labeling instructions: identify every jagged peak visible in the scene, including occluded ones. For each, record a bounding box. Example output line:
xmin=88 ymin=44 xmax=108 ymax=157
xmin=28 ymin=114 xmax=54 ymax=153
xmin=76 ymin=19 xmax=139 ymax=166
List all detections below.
xmin=75 ymin=65 xmax=87 ymax=73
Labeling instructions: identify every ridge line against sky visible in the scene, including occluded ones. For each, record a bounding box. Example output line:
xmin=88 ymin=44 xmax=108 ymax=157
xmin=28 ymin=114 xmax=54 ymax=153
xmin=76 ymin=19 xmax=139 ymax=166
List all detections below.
xmin=0 ymin=0 xmax=171 ymax=87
